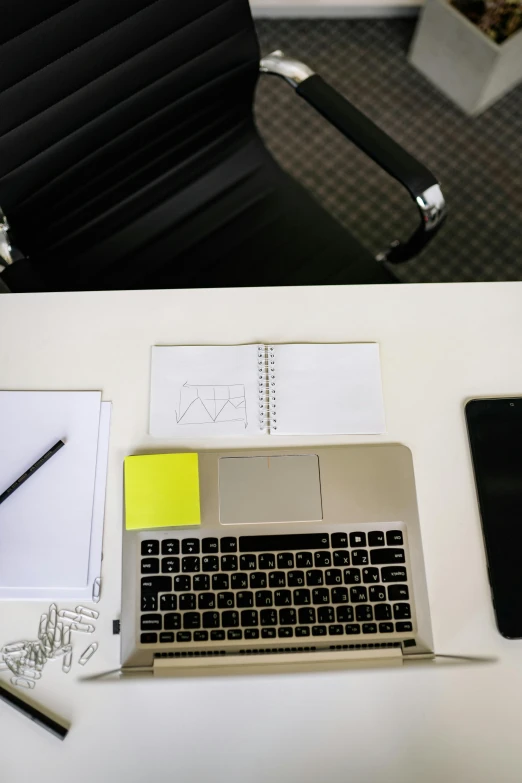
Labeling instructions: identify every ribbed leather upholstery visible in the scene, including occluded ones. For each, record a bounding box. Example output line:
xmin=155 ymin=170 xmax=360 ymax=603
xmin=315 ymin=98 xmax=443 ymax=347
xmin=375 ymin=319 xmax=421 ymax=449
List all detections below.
xmin=0 ymin=0 xmax=395 ymax=290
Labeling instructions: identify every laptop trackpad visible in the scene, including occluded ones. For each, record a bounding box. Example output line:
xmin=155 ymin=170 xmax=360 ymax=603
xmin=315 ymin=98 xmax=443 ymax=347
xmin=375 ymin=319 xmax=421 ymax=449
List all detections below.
xmin=218 ymin=455 xmax=323 ymax=524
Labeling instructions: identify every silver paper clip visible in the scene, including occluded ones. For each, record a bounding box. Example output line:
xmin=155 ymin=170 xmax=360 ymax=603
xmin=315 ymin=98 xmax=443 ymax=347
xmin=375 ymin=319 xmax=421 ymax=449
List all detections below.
xmin=78 ymin=642 xmax=98 ymax=666
xmin=92 ymin=577 xmax=101 ymax=603
xmin=75 ymin=606 xmax=99 ymax=620
xmin=11 ymin=677 xmax=36 ymax=690
xmin=69 ymin=623 xmax=95 ymax=634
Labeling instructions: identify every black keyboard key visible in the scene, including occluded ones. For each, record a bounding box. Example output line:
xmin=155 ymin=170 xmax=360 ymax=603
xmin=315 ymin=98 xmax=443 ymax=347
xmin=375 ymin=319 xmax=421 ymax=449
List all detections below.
xmin=298 ymin=607 xmax=316 ymax=624
xmin=356 ymin=605 xmax=373 ymax=622
xmin=228 ymin=629 xmax=242 ymax=640
xmin=162 ymin=558 xmax=180 ymax=574
xmin=336 ymin=606 xmax=354 ymax=623
xmin=317 ymin=606 xmax=335 ymax=623
xmin=240 ymin=533 xmax=329 ymax=552
xmin=221 ymin=537 xmax=238 ymax=553
xmin=306 ymin=570 xmax=323 ymax=586
xmin=236 ymin=591 xmax=254 ymax=608
xmin=203 ymin=612 xmax=220 ymax=629
xmin=174 ymin=575 xmax=191 ymax=592
xmin=279 ymin=608 xmax=297 ymax=625
xmin=141 ymin=595 xmax=157 ymax=612
xmin=312 ymin=626 xmax=327 ymax=636
xmin=262 ymin=628 xmax=276 ymax=638
xmin=222 ymin=611 xmax=239 ymax=628
xmin=245 ymin=629 xmax=260 ymax=639
xmin=386 ymin=530 xmax=404 ymax=546
xmin=212 ymin=574 xmax=229 ymax=590
xmin=258 ymin=554 xmax=276 ymax=570
xmin=312 ymin=588 xmax=330 ymax=604
xmin=269 ymin=571 xmax=286 ymax=588
xmin=393 ymin=603 xmax=411 ymax=619
xmin=260 ymin=609 xmax=278 ymax=626
xmin=193 ymin=574 xmax=210 ymax=591
xmin=160 ymin=632 xmax=174 ymax=643
xmin=375 ymin=603 xmax=392 ymax=621
xmin=198 ymin=593 xmax=216 ymax=610
xmin=140 ymin=633 xmax=157 ymax=644
xmin=217 ymin=592 xmax=235 ymax=609
xmin=294 ymin=589 xmax=311 ymax=605
xmin=182 ymin=539 xmax=200 ymax=555
xmin=231 ymin=573 xmax=248 ymax=589
xmin=379 ymin=623 xmax=394 ymax=633
xmin=194 ymin=631 xmax=209 ymax=642
xmin=371 ymin=549 xmax=405 ymax=565
xmin=182 ymin=557 xmax=200 ymax=573
xmin=314 ymin=551 xmax=332 ymax=567
xmin=295 ymin=627 xmax=311 ymax=637
xmin=202 ymin=556 xmax=219 ymax=572
xmin=352 ymin=550 xmax=369 ymax=566
xmin=381 ymin=566 xmax=407 ymax=583
xmin=202 ymin=538 xmax=218 ymax=553
xmin=332 ymin=532 xmax=348 ymax=548
xmin=368 ymin=531 xmax=385 ymax=547
xmin=333 ymin=550 xmax=350 ymax=567
xmin=343 ymin=568 xmax=361 ymax=584
xmin=274 ymin=590 xmax=292 ymax=606
xmin=160 ymin=594 xmax=177 ymax=611
xmin=396 ymin=621 xmax=413 ymax=632
xmin=141 ymin=614 xmax=162 ymax=631
xmin=345 ymin=624 xmax=361 ymax=635
xmin=177 ymin=632 xmax=191 ymax=642
xmin=250 ymin=573 xmax=267 ymax=589
xmin=363 ymin=623 xmax=377 ymax=634
xmin=179 ymin=594 xmax=196 ymax=611
xmin=240 ymin=554 xmax=257 ymax=570
xmin=362 ymin=567 xmax=380 ymax=584
xmin=241 ymin=610 xmax=259 ymax=627
xmin=288 ymin=570 xmax=305 ymax=587
xmin=331 ymin=587 xmax=349 ymax=604
xmin=141 ymin=576 xmax=172 ymax=595
xmin=221 ymin=555 xmax=238 ymax=572
xmin=162 ymin=540 xmax=180 ymax=555
xmin=296 ymin=552 xmax=313 ymax=568
xmin=255 ymin=590 xmax=273 ymax=607
xmin=141 ymin=558 xmax=159 ymax=574
xmin=349 ymin=532 xmax=366 ymax=547
xmin=211 ymin=630 xmax=225 ymax=640
xmin=183 ymin=612 xmax=200 ymax=629
xmin=369 ymin=586 xmax=387 ymax=602
xmin=388 ymin=585 xmax=409 ymax=600
xmin=325 ymin=569 xmax=342 ymax=586
xmin=277 ymin=553 xmax=294 ymax=569
xmin=278 ymin=627 xmax=293 ymax=638
xmin=164 ymin=613 xmax=181 ymax=630
xmin=350 ymin=587 xmax=368 ymax=603
xmin=142 ymin=540 xmax=159 ymax=556
xmin=329 ymin=624 xmax=344 ymax=635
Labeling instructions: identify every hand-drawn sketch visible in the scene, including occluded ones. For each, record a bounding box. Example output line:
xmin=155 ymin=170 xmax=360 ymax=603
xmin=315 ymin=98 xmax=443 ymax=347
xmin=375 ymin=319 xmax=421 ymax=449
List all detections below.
xmin=176 ymin=383 xmax=247 ymax=427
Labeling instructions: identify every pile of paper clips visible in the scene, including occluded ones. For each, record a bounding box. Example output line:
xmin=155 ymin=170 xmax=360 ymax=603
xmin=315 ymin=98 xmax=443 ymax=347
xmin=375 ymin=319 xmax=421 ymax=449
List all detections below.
xmin=0 ymin=604 xmax=100 ymax=690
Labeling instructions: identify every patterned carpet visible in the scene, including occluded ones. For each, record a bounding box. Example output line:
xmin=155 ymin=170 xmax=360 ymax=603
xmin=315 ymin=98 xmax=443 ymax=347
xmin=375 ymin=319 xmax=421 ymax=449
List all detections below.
xmin=255 ymin=19 xmax=522 ymax=282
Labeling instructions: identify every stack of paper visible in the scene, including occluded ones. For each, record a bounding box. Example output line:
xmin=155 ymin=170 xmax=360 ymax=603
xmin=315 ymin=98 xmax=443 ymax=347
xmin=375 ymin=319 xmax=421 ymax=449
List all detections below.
xmin=0 ymin=392 xmax=111 ymax=601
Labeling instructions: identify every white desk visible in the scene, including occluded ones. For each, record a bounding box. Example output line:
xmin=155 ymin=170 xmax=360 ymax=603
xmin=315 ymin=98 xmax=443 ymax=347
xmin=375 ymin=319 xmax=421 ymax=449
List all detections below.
xmin=1 ymin=283 xmax=522 ymax=782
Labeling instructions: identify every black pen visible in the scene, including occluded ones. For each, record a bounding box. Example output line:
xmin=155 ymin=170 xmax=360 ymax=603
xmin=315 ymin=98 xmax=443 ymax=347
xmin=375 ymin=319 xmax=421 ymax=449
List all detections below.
xmin=0 ymin=680 xmax=69 ymax=740
xmin=0 ymin=440 xmax=65 ymax=506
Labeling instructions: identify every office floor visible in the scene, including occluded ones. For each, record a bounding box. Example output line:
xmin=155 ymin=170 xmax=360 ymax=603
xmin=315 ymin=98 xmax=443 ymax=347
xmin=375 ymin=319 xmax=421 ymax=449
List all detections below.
xmin=255 ymin=19 xmax=522 ymax=283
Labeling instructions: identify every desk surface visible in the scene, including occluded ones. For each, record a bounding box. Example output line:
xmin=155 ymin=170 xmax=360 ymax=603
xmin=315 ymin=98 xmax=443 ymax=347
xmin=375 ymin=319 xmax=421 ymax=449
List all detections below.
xmin=1 ymin=283 xmax=522 ymax=783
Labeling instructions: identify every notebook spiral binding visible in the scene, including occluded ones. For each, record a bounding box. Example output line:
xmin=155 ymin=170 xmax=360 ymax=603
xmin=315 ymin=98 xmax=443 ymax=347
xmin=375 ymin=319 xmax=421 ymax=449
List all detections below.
xmin=257 ymin=345 xmax=277 ymax=433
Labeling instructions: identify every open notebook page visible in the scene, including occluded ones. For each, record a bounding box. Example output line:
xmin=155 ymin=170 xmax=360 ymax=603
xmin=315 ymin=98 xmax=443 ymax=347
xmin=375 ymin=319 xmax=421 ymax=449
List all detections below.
xmin=272 ymin=343 xmax=385 ymax=435
xmin=150 ymin=345 xmax=263 ymax=437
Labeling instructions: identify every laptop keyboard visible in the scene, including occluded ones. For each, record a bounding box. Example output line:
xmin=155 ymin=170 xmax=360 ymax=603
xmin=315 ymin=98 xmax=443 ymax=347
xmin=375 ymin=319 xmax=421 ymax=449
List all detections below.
xmin=139 ymin=531 xmax=414 ymax=646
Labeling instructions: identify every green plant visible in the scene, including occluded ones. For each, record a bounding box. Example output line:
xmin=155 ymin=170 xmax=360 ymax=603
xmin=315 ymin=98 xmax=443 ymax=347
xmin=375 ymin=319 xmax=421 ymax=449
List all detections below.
xmin=450 ymin=0 xmax=522 ymax=43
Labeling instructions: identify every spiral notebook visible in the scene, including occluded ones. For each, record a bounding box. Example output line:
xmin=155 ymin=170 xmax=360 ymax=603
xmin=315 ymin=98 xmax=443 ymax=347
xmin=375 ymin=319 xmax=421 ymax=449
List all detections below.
xmin=150 ymin=344 xmax=385 ymax=436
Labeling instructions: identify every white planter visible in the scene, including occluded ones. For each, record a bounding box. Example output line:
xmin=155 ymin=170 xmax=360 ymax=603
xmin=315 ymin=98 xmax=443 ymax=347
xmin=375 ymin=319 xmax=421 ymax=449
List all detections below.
xmin=409 ymin=0 xmax=522 ymax=114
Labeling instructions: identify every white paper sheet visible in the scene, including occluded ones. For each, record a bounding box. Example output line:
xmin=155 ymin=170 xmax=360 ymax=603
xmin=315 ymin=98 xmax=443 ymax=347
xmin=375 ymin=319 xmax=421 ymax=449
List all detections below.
xmin=0 ymin=392 xmax=102 ymax=590
xmin=150 ymin=345 xmax=264 ymax=437
xmin=272 ymin=343 xmax=385 ymax=435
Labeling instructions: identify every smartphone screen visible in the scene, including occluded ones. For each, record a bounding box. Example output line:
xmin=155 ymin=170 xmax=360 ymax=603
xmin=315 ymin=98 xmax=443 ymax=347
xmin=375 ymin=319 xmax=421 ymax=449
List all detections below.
xmin=466 ymin=398 xmax=522 ymax=638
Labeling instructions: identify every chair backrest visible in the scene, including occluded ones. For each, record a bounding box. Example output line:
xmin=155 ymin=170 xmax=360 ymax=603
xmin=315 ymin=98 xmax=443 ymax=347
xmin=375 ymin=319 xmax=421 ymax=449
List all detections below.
xmin=0 ymin=0 xmax=260 ymax=257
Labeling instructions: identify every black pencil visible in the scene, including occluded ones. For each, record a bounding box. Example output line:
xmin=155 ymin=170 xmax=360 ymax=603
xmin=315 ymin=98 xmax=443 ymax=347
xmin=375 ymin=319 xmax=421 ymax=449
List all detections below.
xmin=0 ymin=680 xmax=69 ymax=740
xmin=0 ymin=439 xmax=65 ymax=506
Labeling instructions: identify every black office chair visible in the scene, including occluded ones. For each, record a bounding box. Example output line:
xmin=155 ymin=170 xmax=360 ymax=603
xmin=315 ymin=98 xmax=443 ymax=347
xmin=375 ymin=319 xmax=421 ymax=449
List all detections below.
xmin=0 ymin=0 xmax=446 ymax=292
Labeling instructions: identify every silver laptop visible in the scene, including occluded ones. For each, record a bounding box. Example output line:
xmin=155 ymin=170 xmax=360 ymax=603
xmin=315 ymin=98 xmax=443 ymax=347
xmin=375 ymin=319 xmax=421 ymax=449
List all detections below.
xmin=120 ymin=444 xmax=444 ymax=676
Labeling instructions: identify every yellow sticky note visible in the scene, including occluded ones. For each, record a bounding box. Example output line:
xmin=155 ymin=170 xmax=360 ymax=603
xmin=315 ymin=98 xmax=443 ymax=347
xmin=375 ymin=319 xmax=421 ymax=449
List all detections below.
xmin=124 ymin=453 xmax=200 ymax=530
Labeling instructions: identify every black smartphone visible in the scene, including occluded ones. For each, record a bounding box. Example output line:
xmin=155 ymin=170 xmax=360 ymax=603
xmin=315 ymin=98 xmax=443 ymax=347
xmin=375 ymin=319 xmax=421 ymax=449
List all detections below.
xmin=466 ymin=398 xmax=522 ymax=639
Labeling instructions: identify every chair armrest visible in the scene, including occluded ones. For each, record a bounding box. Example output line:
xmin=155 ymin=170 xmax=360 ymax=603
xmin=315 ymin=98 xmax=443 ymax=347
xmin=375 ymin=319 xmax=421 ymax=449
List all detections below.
xmin=260 ymin=51 xmax=446 ymax=264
